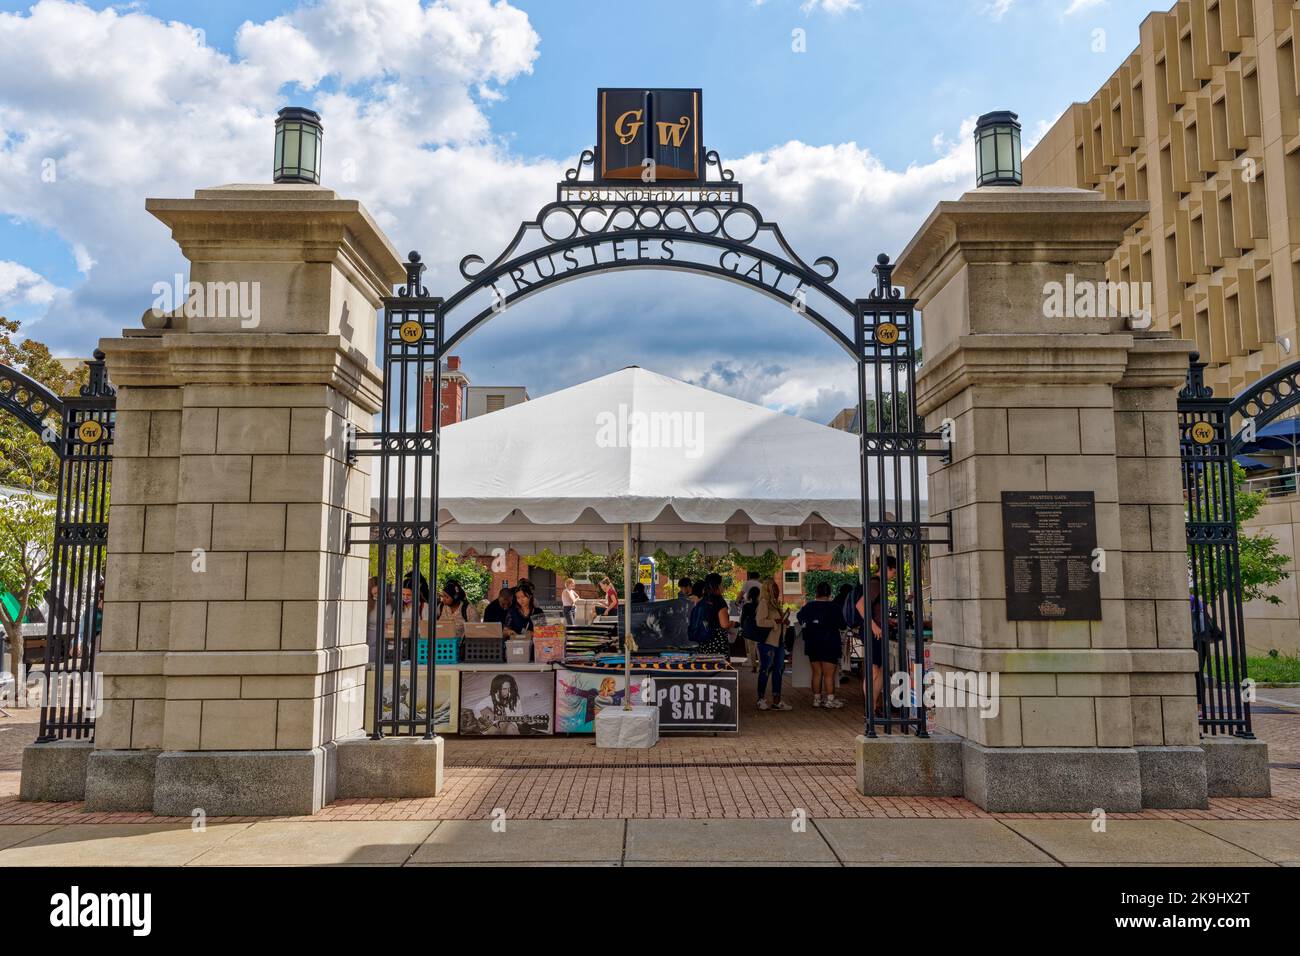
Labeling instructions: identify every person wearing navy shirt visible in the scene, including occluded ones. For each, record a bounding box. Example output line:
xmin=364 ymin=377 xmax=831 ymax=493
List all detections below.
xmin=797 ymin=581 xmax=846 ymax=709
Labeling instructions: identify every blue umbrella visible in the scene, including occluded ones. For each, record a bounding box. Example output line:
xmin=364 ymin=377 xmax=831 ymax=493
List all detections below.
xmin=1234 ymin=455 xmax=1271 ymax=471
xmin=1238 ymin=417 xmax=1299 ymax=493
xmin=1238 ymin=417 xmax=1300 ymax=453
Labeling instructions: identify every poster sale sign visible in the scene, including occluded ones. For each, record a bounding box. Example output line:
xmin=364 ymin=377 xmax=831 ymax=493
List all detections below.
xmin=642 ymin=672 xmax=738 ymax=732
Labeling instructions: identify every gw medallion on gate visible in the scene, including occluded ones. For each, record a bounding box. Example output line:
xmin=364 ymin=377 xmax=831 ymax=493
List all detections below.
xmin=875 ymin=322 xmax=900 ymax=346
xmin=76 ymin=419 xmax=104 ymax=444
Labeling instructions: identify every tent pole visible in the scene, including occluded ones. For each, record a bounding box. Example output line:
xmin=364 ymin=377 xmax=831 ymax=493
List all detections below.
xmin=623 ymin=522 xmax=633 ymax=711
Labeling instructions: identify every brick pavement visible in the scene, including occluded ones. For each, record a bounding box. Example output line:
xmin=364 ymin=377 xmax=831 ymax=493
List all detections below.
xmin=1 ymin=669 xmax=1298 ymax=823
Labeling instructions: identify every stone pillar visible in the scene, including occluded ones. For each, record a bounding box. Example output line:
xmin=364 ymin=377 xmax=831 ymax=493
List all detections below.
xmin=80 ymin=184 xmax=405 ymax=814
xmin=887 ymin=186 xmax=1218 ymax=810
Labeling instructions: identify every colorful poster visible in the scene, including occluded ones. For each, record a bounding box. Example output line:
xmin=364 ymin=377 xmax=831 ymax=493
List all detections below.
xmin=459 ymin=670 xmax=554 ymax=736
xmin=554 ymin=668 xmax=647 ymax=733
xmin=364 ymin=664 xmax=458 ymax=735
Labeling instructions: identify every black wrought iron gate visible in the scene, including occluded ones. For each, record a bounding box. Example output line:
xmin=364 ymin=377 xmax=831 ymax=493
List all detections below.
xmin=1178 ymin=352 xmax=1250 ymax=737
xmin=353 ymin=144 xmax=949 ymax=740
xmin=0 ymin=351 xmax=114 ymax=741
xmin=349 ymin=254 xmax=444 ymax=738
xmin=857 ymin=256 xmax=952 ymax=738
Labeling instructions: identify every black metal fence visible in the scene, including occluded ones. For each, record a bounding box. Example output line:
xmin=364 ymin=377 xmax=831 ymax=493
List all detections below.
xmin=1178 ymin=353 xmax=1250 ymax=737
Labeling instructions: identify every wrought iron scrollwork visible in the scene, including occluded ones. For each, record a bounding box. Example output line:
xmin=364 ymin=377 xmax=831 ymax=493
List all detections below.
xmin=0 ymin=362 xmax=63 ymax=444
xmin=448 ymin=188 xmax=844 ymax=328
xmin=869 ymin=253 xmax=902 ymax=301
xmin=1179 ymin=352 xmax=1215 ymax=402
xmin=564 ymin=149 xmax=596 ymax=182
xmin=704 ymin=149 xmax=734 ymax=182
xmin=1226 ymin=356 xmax=1300 ymax=447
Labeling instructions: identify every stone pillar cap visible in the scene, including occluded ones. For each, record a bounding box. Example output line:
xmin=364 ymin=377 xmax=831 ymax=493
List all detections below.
xmin=146 ymin=182 xmax=406 ymax=289
xmin=894 ymin=187 xmax=1148 ymax=302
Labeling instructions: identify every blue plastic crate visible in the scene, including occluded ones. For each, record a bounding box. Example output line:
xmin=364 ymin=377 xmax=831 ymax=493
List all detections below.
xmin=433 ymin=637 xmax=461 ymax=664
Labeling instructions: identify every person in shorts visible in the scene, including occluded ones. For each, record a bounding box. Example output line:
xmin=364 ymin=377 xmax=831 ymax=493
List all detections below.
xmin=797 ymin=581 xmax=846 ymax=708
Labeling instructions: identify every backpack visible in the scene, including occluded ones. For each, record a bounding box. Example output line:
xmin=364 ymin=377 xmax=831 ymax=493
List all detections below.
xmin=687 ymin=598 xmax=711 ymax=644
xmin=843 ymin=584 xmax=864 ymax=629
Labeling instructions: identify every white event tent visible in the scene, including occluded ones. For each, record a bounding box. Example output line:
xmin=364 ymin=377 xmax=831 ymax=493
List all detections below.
xmin=372 ymin=366 xmax=927 ymax=557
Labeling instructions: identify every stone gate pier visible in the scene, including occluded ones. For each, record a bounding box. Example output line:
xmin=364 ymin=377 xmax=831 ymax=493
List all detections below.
xmin=856 ymin=185 xmax=1271 ymax=810
xmin=21 ymin=183 xmax=449 ymax=815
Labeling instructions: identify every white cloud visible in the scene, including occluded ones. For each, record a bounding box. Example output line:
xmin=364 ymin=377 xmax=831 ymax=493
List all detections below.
xmin=0 ymin=0 xmax=547 ymax=353
xmin=0 ymin=260 xmax=62 ymax=307
xmin=1064 ymin=0 xmax=1106 ymax=16
xmin=984 ymin=0 xmax=1015 ymax=20
xmin=801 ymin=0 xmax=862 ymax=14
xmin=0 ymin=0 xmax=977 ymax=422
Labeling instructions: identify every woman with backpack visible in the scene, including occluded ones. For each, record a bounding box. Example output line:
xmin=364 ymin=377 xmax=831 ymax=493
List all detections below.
xmin=690 ymin=573 xmax=733 ymax=657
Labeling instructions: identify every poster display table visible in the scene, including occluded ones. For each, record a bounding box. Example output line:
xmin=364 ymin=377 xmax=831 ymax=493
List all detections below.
xmin=365 ymin=655 xmax=738 ymax=738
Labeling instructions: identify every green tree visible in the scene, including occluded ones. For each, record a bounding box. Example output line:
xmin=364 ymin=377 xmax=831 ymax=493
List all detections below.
xmin=368 ymin=546 xmax=493 ymax=606
xmin=525 ymin=548 xmax=614 ymax=581
xmin=1186 ymin=462 xmax=1290 ymax=610
xmin=652 ymin=549 xmax=736 ymax=598
xmin=1231 ymin=464 xmax=1291 ymax=605
xmin=831 ymin=544 xmax=857 ymax=570
xmin=730 ymin=549 xmax=784 ymax=580
xmin=0 ymin=493 xmax=56 ymax=706
xmin=0 ymin=317 xmax=86 ymax=495
xmin=802 ymin=569 xmax=859 ymax=602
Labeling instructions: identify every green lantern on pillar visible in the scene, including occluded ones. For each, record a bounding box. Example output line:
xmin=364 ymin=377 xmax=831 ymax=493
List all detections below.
xmin=974 ymin=111 xmax=1022 ymax=187
xmin=273 ymin=107 xmax=323 ymax=185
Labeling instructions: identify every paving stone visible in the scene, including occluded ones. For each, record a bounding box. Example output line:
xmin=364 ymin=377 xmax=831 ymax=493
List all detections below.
xmin=0 ymin=824 xmax=58 ymax=850
xmin=816 ymin=818 xmax=1055 ymax=864
xmin=624 ymin=819 xmax=836 ymax=863
xmin=410 ymin=819 xmax=624 ymax=863
xmin=190 ymin=820 xmax=437 ymax=865
xmin=1183 ymin=820 xmax=1300 ymax=864
xmin=0 ymin=823 xmax=251 ymax=866
xmin=1002 ymin=820 xmax=1272 ymax=865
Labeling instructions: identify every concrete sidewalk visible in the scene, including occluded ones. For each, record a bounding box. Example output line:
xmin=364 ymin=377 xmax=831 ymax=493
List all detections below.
xmin=1 ymin=817 xmax=1297 ymax=866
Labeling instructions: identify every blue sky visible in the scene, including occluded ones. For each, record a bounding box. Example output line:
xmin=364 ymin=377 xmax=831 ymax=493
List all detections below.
xmin=0 ymin=0 xmax=1158 ymax=422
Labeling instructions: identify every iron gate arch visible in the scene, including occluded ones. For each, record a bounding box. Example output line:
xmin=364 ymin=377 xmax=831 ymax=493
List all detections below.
xmin=351 ymin=149 xmax=951 ymax=740
xmin=0 ymin=352 xmax=114 ymax=740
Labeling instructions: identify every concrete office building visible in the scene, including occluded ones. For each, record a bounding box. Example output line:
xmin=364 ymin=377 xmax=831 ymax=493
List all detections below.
xmin=1026 ymin=0 xmax=1300 ymax=656
xmin=1025 ymin=0 xmax=1299 ymax=397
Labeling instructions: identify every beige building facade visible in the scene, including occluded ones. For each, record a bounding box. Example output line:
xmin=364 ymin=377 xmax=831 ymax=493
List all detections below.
xmin=1024 ymin=0 xmax=1300 ymax=397
xmin=1026 ymin=0 xmax=1300 ymax=655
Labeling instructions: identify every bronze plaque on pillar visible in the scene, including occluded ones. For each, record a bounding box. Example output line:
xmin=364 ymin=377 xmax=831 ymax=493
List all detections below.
xmin=1001 ymin=491 xmax=1102 ymax=621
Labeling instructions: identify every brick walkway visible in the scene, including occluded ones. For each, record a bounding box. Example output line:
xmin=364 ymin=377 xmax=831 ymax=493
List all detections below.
xmin=2 ymin=670 xmax=1298 ymax=824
